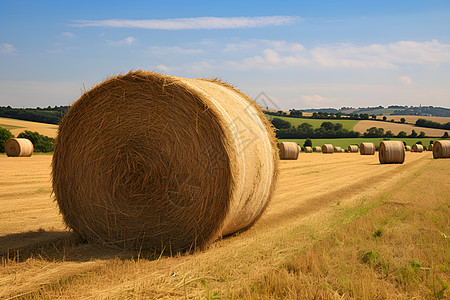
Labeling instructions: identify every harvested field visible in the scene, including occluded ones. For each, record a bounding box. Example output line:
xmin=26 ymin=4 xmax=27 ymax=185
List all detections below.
xmin=388 ymin=115 xmax=450 ymax=125
xmin=354 ymin=120 xmax=449 ymax=137
xmin=0 ymin=117 xmax=58 ymax=138
xmin=1 ymin=152 xmax=449 ymax=299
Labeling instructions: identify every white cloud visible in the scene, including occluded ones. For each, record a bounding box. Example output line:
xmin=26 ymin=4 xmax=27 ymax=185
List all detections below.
xmin=225 ymin=39 xmax=450 ymax=70
xmin=400 ymin=75 xmax=413 ymax=85
xmin=148 ymin=46 xmax=203 ymax=55
xmin=300 ymin=94 xmax=336 ymax=107
xmin=155 ymin=64 xmax=170 ymax=73
xmin=61 ymin=31 xmax=75 ymax=38
xmin=72 ymin=16 xmax=301 ymax=30
xmin=107 ymin=36 xmax=136 ymax=46
xmin=0 ymin=43 xmax=16 ymax=54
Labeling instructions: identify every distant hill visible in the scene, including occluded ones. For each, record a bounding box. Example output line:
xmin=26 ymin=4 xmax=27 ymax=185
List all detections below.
xmin=299 ymin=105 xmax=450 ymax=117
xmin=0 ymin=106 xmax=69 ymax=125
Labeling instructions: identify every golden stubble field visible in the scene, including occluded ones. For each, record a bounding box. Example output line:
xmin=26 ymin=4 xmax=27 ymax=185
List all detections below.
xmin=0 ymin=151 xmax=449 ymax=299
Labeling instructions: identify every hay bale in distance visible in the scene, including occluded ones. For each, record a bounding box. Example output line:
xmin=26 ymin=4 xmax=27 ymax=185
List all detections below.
xmin=379 ymin=141 xmax=405 ymax=164
xmin=433 ymin=140 xmax=450 ymax=159
xmin=52 ymin=71 xmax=278 ymax=252
xmin=348 ymin=145 xmax=359 ymax=153
xmin=428 ymin=144 xmax=433 ymax=151
xmin=412 ymin=144 xmax=424 ymax=153
xmin=313 ymin=146 xmax=322 ymax=152
xmin=5 ymin=138 xmax=33 ymax=157
xmin=405 ymin=145 xmax=412 ymax=151
xmin=360 ymin=142 xmax=375 ymax=155
xmin=322 ymin=144 xmax=334 ymax=154
xmin=304 ymin=146 xmax=313 ymax=153
xmin=279 ymin=142 xmax=300 ymax=160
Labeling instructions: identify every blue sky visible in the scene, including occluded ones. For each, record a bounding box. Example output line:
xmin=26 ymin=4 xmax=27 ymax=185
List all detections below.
xmin=1 ymin=0 xmax=449 ymax=110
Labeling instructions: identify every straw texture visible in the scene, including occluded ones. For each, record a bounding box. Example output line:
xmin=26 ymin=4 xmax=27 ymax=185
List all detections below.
xmin=379 ymin=141 xmax=405 ymax=164
xmin=52 ymin=71 xmax=278 ymax=252
xmin=322 ymin=144 xmax=334 ymax=154
xmin=313 ymin=146 xmax=322 ymax=152
xmin=279 ymin=142 xmax=299 ymax=160
xmin=304 ymin=146 xmax=313 ymax=153
xmin=348 ymin=145 xmax=359 ymax=153
xmin=433 ymin=140 xmax=450 ymax=159
xmin=5 ymin=138 xmax=33 ymax=157
xmin=412 ymin=144 xmax=424 ymax=153
xmin=334 ymin=146 xmax=343 ymax=153
xmin=360 ymin=142 xmax=375 ymax=155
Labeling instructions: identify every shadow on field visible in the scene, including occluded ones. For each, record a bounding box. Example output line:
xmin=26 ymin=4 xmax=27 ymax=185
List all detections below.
xmin=0 ymin=229 xmax=160 ymax=263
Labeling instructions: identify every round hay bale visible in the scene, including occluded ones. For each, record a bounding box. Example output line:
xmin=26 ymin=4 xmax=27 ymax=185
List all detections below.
xmin=322 ymin=144 xmax=334 ymax=154
xmin=5 ymin=138 xmax=33 ymax=157
xmin=279 ymin=142 xmax=300 ymax=160
xmin=52 ymin=71 xmax=278 ymax=252
xmin=427 ymin=144 xmax=433 ymax=151
xmin=405 ymin=145 xmax=412 ymax=151
xmin=360 ymin=142 xmax=375 ymax=155
xmin=433 ymin=140 xmax=450 ymax=159
xmin=412 ymin=144 xmax=424 ymax=153
xmin=379 ymin=141 xmax=405 ymax=164
xmin=313 ymin=146 xmax=322 ymax=152
xmin=334 ymin=146 xmax=343 ymax=153
xmin=348 ymin=145 xmax=359 ymax=153
xmin=304 ymin=146 xmax=313 ymax=153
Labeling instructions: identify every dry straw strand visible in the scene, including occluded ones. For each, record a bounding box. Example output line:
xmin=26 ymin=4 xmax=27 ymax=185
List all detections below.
xmin=279 ymin=142 xmax=299 ymax=160
xmin=52 ymin=70 xmax=278 ymax=252
xmin=379 ymin=141 xmax=405 ymax=164
xmin=360 ymin=142 xmax=375 ymax=155
xmin=433 ymin=140 xmax=450 ymax=159
xmin=5 ymin=138 xmax=33 ymax=157
xmin=322 ymin=144 xmax=334 ymax=154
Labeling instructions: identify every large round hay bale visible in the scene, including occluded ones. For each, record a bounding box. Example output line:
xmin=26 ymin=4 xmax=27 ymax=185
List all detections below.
xmin=348 ymin=145 xmax=359 ymax=153
xmin=334 ymin=146 xmax=343 ymax=153
xmin=379 ymin=141 xmax=405 ymax=164
xmin=433 ymin=140 xmax=450 ymax=159
xmin=5 ymin=138 xmax=33 ymax=157
xmin=360 ymin=142 xmax=375 ymax=155
xmin=427 ymin=144 xmax=433 ymax=151
xmin=412 ymin=144 xmax=424 ymax=153
xmin=304 ymin=146 xmax=313 ymax=153
xmin=279 ymin=142 xmax=300 ymax=160
xmin=313 ymin=146 xmax=322 ymax=152
xmin=322 ymin=144 xmax=334 ymax=154
xmin=405 ymin=145 xmax=412 ymax=151
xmin=52 ymin=71 xmax=278 ymax=252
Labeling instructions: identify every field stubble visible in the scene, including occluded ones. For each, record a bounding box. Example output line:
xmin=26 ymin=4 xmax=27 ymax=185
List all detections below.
xmin=0 ymin=151 xmax=448 ymax=299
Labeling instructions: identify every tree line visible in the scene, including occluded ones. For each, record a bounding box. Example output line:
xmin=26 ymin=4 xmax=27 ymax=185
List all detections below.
xmin=0 ymin=106 xmax=69 ymax=125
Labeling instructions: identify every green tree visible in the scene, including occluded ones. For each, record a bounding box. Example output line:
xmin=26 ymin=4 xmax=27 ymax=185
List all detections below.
xmin=384 ymin=130 xmax=394 ymax=138
xmin=418 ymin=131 xmax=425 ymax=138
xmin=443 ymin=132 xmax=449 ymax=138
xmin=303 ymin=138 xmax=312 ymax=148
xmin=17 ymin=130 xmax=55 ymax=152
xmin=0 ymin=127 xmax=14 ymax=153
xmin=271 ymin=118 xmax=291 ymax=129
xmin=382 ymin=116 xmax=387 ymax=121
xmin=400 ymin=118 xmax=406 ymax=123
xmin=397 ymin=131 xmax=407 ymax=138
xmin=409 ymin=130 xmax=417 ymax=138
xmin=289 ymin=110 xmax=303 ymax=118
xmin=371 ymin=114 xmax=377 ymax=119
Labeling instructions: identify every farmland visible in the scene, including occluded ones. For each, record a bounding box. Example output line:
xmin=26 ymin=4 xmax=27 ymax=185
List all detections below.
xmin=1 ymin=150 xmax=449 ymax=299
xmin=280 ymin=138 xmax=439 ymax=149
xmin=0 ymin=117 xmax=58 ymax=138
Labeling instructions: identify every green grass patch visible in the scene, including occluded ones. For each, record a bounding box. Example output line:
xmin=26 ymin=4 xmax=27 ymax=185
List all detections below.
xmin=279 ymin=138 xmax=438 ymax=148
xmin=265 ymin=114 xmax=360 ymax=131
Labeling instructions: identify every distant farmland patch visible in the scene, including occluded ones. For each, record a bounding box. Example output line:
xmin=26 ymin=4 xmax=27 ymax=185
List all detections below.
xmin=354 ymin=120 xmax=449 ymax=137
xmin=265 ymin=114 xmax=359 ymax=131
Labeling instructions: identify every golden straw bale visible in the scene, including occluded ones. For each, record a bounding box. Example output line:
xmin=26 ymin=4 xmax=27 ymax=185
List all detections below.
xmin=360 ymin=142 xmax=375 ymax=155
xmin=5 ymin=138 xmax=33 ymax=157
xmin=52 ymin=71 xmax=278 ymax=252
xmin=348 ymin=145 xmax=359 ymax=153
xmin=405 ymin=145 xmax=412 ymax=151
xmin=279 ymin=142 xmax=300 ymax=160
xmin=428 ymin=144 xmax=433 ymax=151
xmin=304 ymin=146 xmax=313 ymax=153
xmin=322 ymin=144 xmax=334 ymax=154
xmin=379 ymin=141 xmax=405 ymax=164
xmin=313 ymin=146 xmax=322 ymax=152
xmin=433 ymin=140 xmax=450 ymax=159
xmin=412 ymin=144 xmax=424 ymax=153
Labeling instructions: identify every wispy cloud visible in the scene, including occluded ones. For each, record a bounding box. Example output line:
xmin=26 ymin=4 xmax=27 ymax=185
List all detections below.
xmin=61 ymin=31 xmax=75 ymax=38
xmin=107 ymin=36 xmax=136 ymax=46
xmin=72 ymin=16 xmax=301 ymax=30
xmin=0 ymin=43 xmax=16 ymax=54
xmin=225 ymin=39 xmax=450 ymax=70
xmin=147 ymin=45 xmax=203 ymax=55
xmin=400 ymin=75 xmax=413 ymax=85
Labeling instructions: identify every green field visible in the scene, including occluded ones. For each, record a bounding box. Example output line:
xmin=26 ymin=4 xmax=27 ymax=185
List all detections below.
xmin=279 ymin=137 xmax=440 ymax=149
xmin=265 ymin=114 xmax=360 ymax=131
